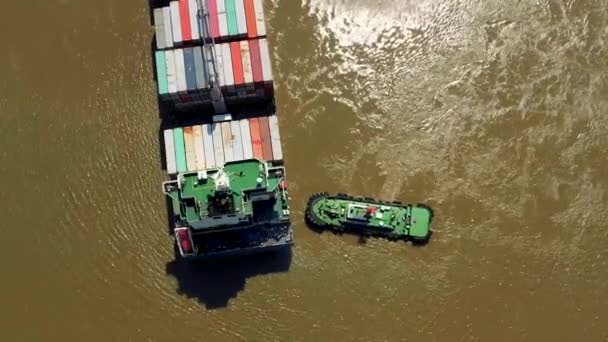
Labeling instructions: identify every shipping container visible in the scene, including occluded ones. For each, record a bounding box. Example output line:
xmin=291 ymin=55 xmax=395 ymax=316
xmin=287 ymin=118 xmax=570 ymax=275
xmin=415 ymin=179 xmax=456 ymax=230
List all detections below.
xmin=164 ymin=129 xmax=177 ymax=174
xmin=214 ymin=43 xmax=226 ymax=87
xmin=170 ymin=2 xmax=182 ymax=44
xmin=154 ymin=8 xmax=166 ymax=49
xmin=163 ymin=7 xmax=174 ymax=48
xmin=249 ymin=39 xmax=263 ymax=83
xmin=173 ymin=127 xmax=188 ymax=173
xmin=221 ymin=122 xmax=234 ymax=162
xmin=174 ymin=49 xmax=187 ymax=97
xmin=188 ymin=0 xmax=200 ymax=41
xmin=230 ymin=120 xmax=244 ymax=161
xmin=203 ymin=124 xmax=216 ymax=168
xmin=244 ymin=0 xmax=257 ymax=38
xmin=184 ymin=126 xmax=197 ymax=171
xmin=208 ymin=0 xmax=220 ymax=38
xmin=179 ymin=0 xmax=192 ymax=41
xmin=249 ymin=118 xmax=263 ymax=159
xmin=253 ymin=0 xmax=266 ymax=36
xmin=259 ymin=116 xmax=273 ymax=161
xmin=240 ymin=119 xmax=253 ymax=159
xmin=193 ymin=47 xmax=208 ymax=92
xmin=235 ymin=0 xmax=248 ymax=36
xmin=225 ymin=0 xmax=238 ymax=36
xmin=211 ymin=123 xmax=225 ymax=166
xmin=184 ymin=48 xmax=197 ymax=95
xmin=221 ymin=43 xmax=234 ymax=89
xmin=268 ymin=115 xmax=283 ymax=160
xmin=240 ymin=40 xmax=253 ymax=85
xmin=193 ymin=125 xmax=206 ymax=170
xmin=217 ymin=0 xmax=228 ymax=38
xmin=155 ymin=51 xmax=168 ymax=95
xmin=259 ymin=39 xmax=272 ymax=82
xmin=230 ymin=42 xmax=244 ymax=85
xmin=165 ymin=50 xmax=178 ymax=96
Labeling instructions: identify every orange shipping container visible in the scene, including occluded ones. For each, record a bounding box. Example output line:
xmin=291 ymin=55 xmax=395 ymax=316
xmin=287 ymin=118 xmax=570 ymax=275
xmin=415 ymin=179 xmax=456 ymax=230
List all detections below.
xmin=244 ymin=0 xmax=257 ymax=38
xmin=230 ymin=42 xmax=244 ymax=85
xmin=258 ymin=116 xmax=273 ymax=161
xmin=248 ymin=118 xmax=263 ymax=159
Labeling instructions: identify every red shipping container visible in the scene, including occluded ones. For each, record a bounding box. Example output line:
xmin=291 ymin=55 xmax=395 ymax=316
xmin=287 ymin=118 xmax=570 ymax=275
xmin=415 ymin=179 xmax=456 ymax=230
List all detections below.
xmin=244 ymin=0 xmax=257 ymax=38
xmin=179 ymin=0 xmax=192 ymax=41
xmin=249 ymin=39 xmax=263 ymax=83
xmin=230 ymin=42 xmax=245 ymax=85
xmin=249 ymin=118 xmax=264 ymax=159
xmin=258 ymin=116 xmax=273 ymax=161
xmin=209 ymin=0 xmax=220 ymax=38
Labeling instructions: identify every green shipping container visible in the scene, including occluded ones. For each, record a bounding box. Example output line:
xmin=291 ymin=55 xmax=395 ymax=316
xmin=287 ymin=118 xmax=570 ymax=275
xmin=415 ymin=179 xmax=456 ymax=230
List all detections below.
xmin=225 ymin=0 xmax=238 ymax=35
xmin=155 ymin=51 xmax=168 ymax=95
xmin=173 ymin=127 xmax=188 ymax=173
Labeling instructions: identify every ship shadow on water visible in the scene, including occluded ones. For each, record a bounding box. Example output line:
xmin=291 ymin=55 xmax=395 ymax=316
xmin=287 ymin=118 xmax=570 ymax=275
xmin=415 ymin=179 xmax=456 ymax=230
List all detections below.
xmin=165 ymin=247 xmax=292 ymax=310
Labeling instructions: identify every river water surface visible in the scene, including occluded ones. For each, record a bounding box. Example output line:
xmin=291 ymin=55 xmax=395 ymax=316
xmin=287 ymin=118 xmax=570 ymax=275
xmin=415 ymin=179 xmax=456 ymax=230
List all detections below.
xmin=1 ymin=0 xmax=607 ymax=341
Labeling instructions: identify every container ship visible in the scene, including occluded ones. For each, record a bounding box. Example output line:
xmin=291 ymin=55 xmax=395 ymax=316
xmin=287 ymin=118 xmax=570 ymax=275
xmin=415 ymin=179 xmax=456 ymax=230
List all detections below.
xmin=151 ymin=0 xmax=293 ymax=258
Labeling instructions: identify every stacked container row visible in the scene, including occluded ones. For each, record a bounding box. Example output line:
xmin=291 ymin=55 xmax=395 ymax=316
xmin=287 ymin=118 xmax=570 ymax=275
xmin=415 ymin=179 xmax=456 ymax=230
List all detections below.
xmin=155 ymin=38 xmax=273 ymax=104
xmin=163 ymin=115 xmax=283 ymax=174
xmin=153 ymin=0 xmax=266 ymax=49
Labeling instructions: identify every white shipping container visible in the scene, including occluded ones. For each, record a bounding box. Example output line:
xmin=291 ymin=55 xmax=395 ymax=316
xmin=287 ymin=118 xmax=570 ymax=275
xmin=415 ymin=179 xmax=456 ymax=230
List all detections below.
xmin=240 ymin=40 xmax=253 ymax=84
xmin=230 ymin=120 xmax=244 ymax=161
xmin=202 ymin=124 xmax=216 ymax=168
xmin=253 ymin=0 xmax=266 ymax=36
xmin=163 ymin=7 xmax=174 ymax=48
xmin=154 ymin=8 xmax=166 ymax=49
xmin=239 ymin=119 xmax=253 ymax=159
xmin=164 ymin=129 xmax=177 ymax=174
xmin=184 ymin=127 xmax=197 ymax=171
xmin=221 ymin=122 xmax=234 ymax=162
xmin=235 ymin=0 xmax=247 ymax=36
xmin=214 ymin=43 xmax=226 ymax=87
xmin=221 ymin=43 xmax=234 ymax=87
xmin=193 ymin=125 xmax=206 ymax=170
xmin=211 ymin=123 xmax=225 ymax=166
xmin=268 ymin=115 xmax=283 ymax=160
xmin=258 ymin=39 xmax=273 ymax=82
xmin=217 ymin=0 xmax=228 ymax=38
xmin=174 ymin=49 xmax=187 ymax=93
xmin=165 ymin=50 xmax=178 ymax=94
xmin=188 ymin=0 xmax=201 ymax=41
xmin=170 ymin=2 xmax=182 ymax=44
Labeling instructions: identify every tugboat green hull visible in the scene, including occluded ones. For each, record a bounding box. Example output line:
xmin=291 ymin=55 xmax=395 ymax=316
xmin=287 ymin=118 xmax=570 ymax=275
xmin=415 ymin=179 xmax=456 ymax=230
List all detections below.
xmin=306 ymin=193 xmax=433 ymax=243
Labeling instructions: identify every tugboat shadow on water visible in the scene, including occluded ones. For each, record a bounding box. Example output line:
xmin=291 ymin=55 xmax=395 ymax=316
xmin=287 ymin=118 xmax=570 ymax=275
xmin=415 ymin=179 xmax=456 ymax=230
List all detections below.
xmin=165 ymin=247 xmax=292 ymax=310
xmin=306 ymin=222 xmax=432 ymax=247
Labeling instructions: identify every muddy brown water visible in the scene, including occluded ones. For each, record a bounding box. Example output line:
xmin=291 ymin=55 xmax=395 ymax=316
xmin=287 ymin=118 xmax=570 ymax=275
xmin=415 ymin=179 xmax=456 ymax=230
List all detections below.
xmin=1 ymin=0 xmax=607 ymax=341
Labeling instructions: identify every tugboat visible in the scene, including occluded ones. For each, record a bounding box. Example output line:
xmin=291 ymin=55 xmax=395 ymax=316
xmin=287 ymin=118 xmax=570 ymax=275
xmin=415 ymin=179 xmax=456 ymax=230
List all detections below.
xmin=163 ymin=159 xmax=293 ymax=258
xmin=305 ymin=193 xmax=433 ymax=243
